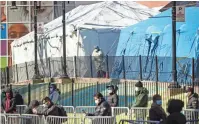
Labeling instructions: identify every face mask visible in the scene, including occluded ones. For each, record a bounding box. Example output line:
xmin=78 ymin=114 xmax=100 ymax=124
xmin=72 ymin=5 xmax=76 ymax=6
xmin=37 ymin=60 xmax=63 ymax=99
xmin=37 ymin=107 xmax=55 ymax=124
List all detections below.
xmin=108 ymin=89 xmax=113 ymax=94
xmin=43 ymin=103 xmax=48 ymax=108
xmin=95 ymin=100 xmax=99 ymax=104
xmin=135 ymin=87 xmax=139 ymax=91
xmin=156 ymin=100 xmax=162 ymax=105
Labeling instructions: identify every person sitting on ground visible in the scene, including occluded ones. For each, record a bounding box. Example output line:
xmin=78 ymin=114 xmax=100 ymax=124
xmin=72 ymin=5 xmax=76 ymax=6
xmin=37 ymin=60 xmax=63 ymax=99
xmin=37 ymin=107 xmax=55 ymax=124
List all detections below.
xmin=33 ymin=97 xmax=59 ymax=116
xmin=1 ymin=89 xmax=16 ymax=113
xmin=49 ymin=84 xmax=60 ymax=105
xmin=165 ymin=99 xmax=186 ymax=124
xmin=24 ymin=100 xmax=40 ymax=114
xmin=106 ymin=85 xmax=119 ymax=107
xmin=133 ymin=81 xmax=149 ymax=107
xmin=149 ymin=94 xmax=167 ymax=123
xmin=86 ymin=92 xmax=111 ymax=116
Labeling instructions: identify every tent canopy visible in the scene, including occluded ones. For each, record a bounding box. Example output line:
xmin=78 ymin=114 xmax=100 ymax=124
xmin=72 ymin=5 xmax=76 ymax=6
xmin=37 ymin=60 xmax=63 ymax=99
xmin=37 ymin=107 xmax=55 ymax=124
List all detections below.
xmin=11 ymin=1 xmax=158 ymax=65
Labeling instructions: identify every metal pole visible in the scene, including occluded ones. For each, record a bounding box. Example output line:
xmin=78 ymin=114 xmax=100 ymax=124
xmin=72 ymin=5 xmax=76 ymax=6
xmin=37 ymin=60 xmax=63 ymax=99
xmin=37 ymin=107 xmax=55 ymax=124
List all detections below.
xmin=15 ymin=64 xmax=19 ymax=82
xmin=155 ymin=56 xmax=158 ymax=94
xmin=62 ymin=1 xmax=68 ymax=78
xmin=106 ymin=55 xmax=109 ymax=78
xmin=25 ymin=62 xmax=29 ymax=80
xmin=74 ymin=56 xmax=77 ymax=78
xmin=122 ymin=55 xmax=126 ymax=79
xmin=192 ymin=58 xmax=195 ymax=90
xmin=172 ymin=1 xmax=177 ymax=84
xmin=28 ymin=83 xmax=31 ymax=105
xmin=90 ymin=55 xmax=93 ymax=78
xmin=139 ymin=55 xmax=143 ymax=80
xmin=72 ymin=79 xmax=74 ymax=106
xmin=48 ymin=58 xmax=51 ymax=78
xmin=6 ymin=67 xmax=10 ymax=86
xmin=33 ymin=1 xmax=39 ymax=79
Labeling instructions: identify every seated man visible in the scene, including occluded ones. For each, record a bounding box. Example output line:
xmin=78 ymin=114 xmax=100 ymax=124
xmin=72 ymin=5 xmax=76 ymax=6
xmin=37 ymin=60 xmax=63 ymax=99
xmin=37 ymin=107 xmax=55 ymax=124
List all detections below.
xmin=33 ymin=97 xmax=59 ymax=116
xmin=149 ymin=94 xmax=167 ymax=122
xmin=87 ymin=92 xmax=111 ymax=116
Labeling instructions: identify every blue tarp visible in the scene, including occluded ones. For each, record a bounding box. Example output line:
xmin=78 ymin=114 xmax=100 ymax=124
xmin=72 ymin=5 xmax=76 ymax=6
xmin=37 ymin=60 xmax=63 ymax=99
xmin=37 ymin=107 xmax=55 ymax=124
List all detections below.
xmin=113 ymin=7 xmax=199 ymax=82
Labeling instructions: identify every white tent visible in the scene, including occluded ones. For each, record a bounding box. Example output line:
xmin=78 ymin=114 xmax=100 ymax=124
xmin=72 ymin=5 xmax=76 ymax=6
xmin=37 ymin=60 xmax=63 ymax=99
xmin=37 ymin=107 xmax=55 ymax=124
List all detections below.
xmin=12 ymin=1 xmax=158 ymax=65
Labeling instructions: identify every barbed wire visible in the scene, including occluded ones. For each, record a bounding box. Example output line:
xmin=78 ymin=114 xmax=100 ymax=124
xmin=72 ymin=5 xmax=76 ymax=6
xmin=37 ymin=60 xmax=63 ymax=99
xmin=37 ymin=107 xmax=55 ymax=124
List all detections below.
xmin=160 ymin=2 xmax=199 ymax=11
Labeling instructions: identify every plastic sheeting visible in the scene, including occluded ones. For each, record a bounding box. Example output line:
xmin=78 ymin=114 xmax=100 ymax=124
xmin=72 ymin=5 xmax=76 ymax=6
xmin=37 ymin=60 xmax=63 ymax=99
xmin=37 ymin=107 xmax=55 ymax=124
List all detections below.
xmin=114 ymin=7 xmax=199 ymax=82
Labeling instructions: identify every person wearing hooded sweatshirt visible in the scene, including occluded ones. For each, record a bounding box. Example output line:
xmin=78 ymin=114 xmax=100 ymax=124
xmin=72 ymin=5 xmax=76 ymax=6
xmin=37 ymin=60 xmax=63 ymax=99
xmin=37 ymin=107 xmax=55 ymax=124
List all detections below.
xmin=149 ymin=94 xmax=167 ymax=123
xmin=185 ymin=87 xmax=199 ymax=122
xmin=165 ymin=99 xmax=186 ymax=124
xmin=24 ymin=100 xmax=40 ymax=114
xmin=133 ymin=81 xmax=149 ymax=107
xmin=106 ymin=85 xmax=119 ymax=107
xmin=1 ymin=89 xmax=16 ymax=113
xmin=86 ymin=92 xmax=111 ymax=116
xmin=49 ymin=84 xmax=60 ymax=105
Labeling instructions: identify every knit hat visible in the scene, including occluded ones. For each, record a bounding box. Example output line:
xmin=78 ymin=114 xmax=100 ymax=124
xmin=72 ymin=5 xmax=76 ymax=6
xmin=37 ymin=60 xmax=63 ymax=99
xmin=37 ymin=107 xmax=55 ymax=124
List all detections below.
xmin=135 ymin=81 xmax=143 ymax=87
xmin=106 ymin=85 xmax=114 ymax=90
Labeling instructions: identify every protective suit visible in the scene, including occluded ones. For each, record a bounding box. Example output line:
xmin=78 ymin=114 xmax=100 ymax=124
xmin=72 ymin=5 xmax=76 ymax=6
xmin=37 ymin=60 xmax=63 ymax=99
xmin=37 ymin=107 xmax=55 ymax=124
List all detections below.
xmin=92 ymin=46 xmax=105 ymax=71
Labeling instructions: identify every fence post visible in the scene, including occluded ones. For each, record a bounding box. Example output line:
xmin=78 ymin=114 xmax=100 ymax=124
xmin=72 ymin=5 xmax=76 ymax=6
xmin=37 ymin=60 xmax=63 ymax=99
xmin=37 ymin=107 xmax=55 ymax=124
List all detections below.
xmin=25 ymin=62 xmax=29 ymax=80
xmin=28 ymin=83 xmax=31 ymax=105
xmin=72 ymin=79 xmax=74 ymax=106
xmin=192 ymin=58 xmax=195 ymax=90
xmin=48 ymin=82 xmax=51 ymax=95
xmin=155 ymin=56 xmax=159 ymax=94
xmin=74 ymin=56 xmax=77 ymax=78
xmin=139 ymin=55 xmax=143 ymax=80
xmin=6 ymin=67 xmax=10 ymax=86
xmin=97 ymin=81 xmax=99 ymax=92
xmin=15 ymin=64 xmax=19 ymax=82
xmin=122 ymin=55 xmax=126 ymax=79
xmin=124 ymin=81 xmax=127 ymax=107
xmin=9 ymin=84 xmax=12 ymax=90
xmin=90 ymin=55 xmax=93 ymax=78
xmin=61 ymin=56 xmax=63 ymax=76
xmin=106 ymin=55 xmax=109 ymax=78
xmin=48 ymin=58 xmax=51 ymax=78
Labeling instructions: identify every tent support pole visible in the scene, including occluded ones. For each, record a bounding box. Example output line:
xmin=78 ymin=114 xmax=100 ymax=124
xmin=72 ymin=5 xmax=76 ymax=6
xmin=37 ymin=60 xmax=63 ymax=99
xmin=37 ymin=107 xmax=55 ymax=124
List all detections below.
xmin=62 ymin=1 xmax=68 ymax=78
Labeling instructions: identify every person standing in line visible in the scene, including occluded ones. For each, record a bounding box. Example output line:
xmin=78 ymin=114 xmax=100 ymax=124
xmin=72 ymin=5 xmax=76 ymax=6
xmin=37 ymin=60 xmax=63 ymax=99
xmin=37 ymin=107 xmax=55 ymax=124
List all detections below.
xmin=185 ymin=87 xmax=199 ymax=123
xmin=149 ymin=94 xmax=167 ymax=123
xmin=14 ymin=90 xmax=24 ymax=105
xmin=165 ymin=99 xmax=186 ymax=124
xmin=1 ymin=89 xmax=16 ymax=113
xmin=49 ymin=84 xmax=60 ymax=105
xmin=133 ymin=81 xmax=148 ymax=107
xmin=106 ymin=85 xmax=119 ymax=107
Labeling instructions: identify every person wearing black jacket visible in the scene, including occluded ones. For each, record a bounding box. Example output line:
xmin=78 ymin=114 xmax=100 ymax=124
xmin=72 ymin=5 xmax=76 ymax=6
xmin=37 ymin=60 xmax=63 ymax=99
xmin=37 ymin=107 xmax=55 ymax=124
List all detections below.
xmin=165 ymin=99 xmax=186 ymax=124
xmin=106 ymin=85 xmax=119 ymax=107
xmin=14 ymin=90 xmax=24 ymax=105
xmin=1 ymin=89 xmax=16 ymax=113
xmin=87 ymin=92 xmax=111 ymax=116
xmin=33 ymin=97 xmax=59 ymax=116
xmin=149 ymin=94 xmax=167 ymax=123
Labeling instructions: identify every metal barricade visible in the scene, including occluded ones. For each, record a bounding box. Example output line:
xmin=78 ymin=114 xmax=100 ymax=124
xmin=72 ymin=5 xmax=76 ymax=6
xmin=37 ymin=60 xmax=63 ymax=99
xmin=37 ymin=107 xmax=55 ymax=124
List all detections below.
xmin=186 ymin=120 xmax=199 ymax=124
xmin=7 ymin=115 xmax=32 ymax=124
xmin=129 ymin=107 xmax=149 ymax=121
xmin=119 ymin=120 xmax=161 ymax=124
xmin=84 ymin=116 xmax=116 ymax=124
xmin=1 ymin=114 xmax=7 ymax=124
xmin=112 ymin=107 xmax=130 ymax=124
xmin=21 ymin=114 xmax=44 ymax=124
xmin=62 ymin=106 xmax=75 ymax=117
xmin=45 ymin=115 xmax=83 ymax=124
xmin=184 ymin=109 xmax=199 ymax=123
xmin=75 ymin=106 xmax=96 ymax=118
xmin=16 ymin=105 xmax=28 ymax=114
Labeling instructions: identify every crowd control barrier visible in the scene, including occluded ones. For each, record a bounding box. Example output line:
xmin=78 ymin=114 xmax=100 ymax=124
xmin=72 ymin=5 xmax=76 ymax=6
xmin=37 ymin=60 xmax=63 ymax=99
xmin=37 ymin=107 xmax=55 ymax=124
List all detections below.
xmin=84 ymin=116 xmax=116 ymax=124
xmin=45 ymin=116 xmax=83 ymax=124
xmin=16 ymin=105 xmax=28 ymax=114
xmin=119 ymin=120 xmax=161 ymax=124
